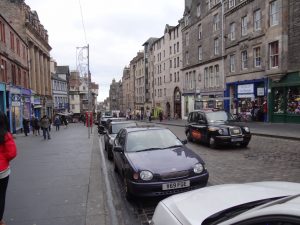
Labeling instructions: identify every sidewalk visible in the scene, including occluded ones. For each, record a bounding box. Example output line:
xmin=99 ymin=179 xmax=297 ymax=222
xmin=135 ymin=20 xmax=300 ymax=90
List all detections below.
xmin=147 ymin=119 xmax=300 ymax=141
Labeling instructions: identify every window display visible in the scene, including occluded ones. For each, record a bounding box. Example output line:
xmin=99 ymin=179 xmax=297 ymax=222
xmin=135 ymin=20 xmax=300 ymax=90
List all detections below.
xmin=287 ymin=86 xmax=300 ymax=114
xmin=273 ymin=87 xmax=285 ymax=114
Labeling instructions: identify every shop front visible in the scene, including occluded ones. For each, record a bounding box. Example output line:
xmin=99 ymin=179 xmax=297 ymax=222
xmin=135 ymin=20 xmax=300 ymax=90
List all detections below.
xmin=8 ymin=86 xmax=22 ymax=133
xmin=269 ymin=72 xmax=300 ymax=123
xmin=225 ymin=79 xmax=267 ymax=121
xmin=195 ymin=92 xmax=224 ymax=110
xmin=0 ymin=83 xmax=6 ymax=113
xmin=33 ymin=95 xmax=42 ymax=119
xmin=22 ymin=88 xmax=31 ymax=120
xmin=182 ymin=94 xmax=195 ymax=120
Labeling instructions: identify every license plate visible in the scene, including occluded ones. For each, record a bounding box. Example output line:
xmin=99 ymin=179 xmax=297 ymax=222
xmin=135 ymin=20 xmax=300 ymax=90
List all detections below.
xmin=231 ymin=137 xmax=243 ymax=142
xmin=162 ymin=180 xmax=190 ymax=190
xmin=232 ymin=129 xmax=240 ymax=134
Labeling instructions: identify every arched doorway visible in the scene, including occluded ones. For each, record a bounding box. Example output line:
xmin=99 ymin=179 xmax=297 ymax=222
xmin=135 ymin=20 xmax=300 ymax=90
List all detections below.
xmin=174 ymin=87 xmax=181 ymax=119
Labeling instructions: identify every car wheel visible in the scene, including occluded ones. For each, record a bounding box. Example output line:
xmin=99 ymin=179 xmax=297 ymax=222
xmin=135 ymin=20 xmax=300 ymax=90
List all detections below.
xmin=209 ymin=137 xmax=218 ymax=149
xmin=187 ymin=131 xmax=193 ymax=142
xmin=107 ymin=148 xmax=113 ymax=161
xmin=113 ymin=159 xmax=118 ymax=173
xmin=241 ymin=142 xmax=249 ymax=148
xmin=124 ymin=177 xmax=133 ymax=201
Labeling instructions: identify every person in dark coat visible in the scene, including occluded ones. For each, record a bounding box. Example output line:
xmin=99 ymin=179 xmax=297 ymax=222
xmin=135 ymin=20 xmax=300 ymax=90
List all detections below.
xmin=22 ymin=117 xmax=30 ymax=136
xmin=159 ymin=111 xmax=163 ymax=122
xmin=54 ymin=116 xmax=61 ymax=131
xmin=33 ymin=117 xmax=40 ymax=136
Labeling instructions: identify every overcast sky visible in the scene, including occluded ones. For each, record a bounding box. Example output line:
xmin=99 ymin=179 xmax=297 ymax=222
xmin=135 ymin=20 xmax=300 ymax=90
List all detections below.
xmin=25 ymin=0 xmax=184 ymax=101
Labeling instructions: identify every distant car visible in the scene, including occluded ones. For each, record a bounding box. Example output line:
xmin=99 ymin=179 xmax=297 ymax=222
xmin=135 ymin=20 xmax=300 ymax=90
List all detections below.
xmin=103 ymin=120 xmax=137 ymax=160
xmin=185 ymin=109 xmax=251 ymax=148
xmin=150 ymin=181 xmax=300 ymax=225
xmin=112 ymin=126 xmax=209 ymax=200
xmin=98 ymin=117 xmax=127 ymax=134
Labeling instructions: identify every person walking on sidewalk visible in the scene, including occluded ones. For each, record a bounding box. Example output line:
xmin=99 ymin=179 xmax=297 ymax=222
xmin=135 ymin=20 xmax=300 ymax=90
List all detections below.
xmin=40 ymin=115 xmax=51 ymax=140
xmin=159 ymin=111 xmax=163 ymax=122
xmin=0 ymin=111 xmax=17 ymax=225
xmin=54 ymin=115 xmax=61 ymax=131
xmin=22 ymin=117 xmax=30 ymax=136
xmin=263 ymin=97 xmax=268 ymax=122
xmin=33 ymin=117 xmax=40 ymax=136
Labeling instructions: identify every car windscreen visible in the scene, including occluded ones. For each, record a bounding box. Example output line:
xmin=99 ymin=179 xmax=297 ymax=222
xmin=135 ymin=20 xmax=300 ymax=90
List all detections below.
xmin=111 ymin=123 xmax=136 ymax=134
xmin=206 ymin=111 xmax=234 ymax=123
xmin=126 ymin=129 xmax=183 ymax=152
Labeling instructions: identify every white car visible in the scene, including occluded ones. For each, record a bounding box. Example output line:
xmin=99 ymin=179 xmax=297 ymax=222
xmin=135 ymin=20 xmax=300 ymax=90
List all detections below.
xmin=150 ymin=181 xmax=300 ymax=225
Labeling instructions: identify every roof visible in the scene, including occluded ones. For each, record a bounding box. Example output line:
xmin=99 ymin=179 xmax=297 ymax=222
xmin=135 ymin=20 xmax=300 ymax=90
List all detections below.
xmin=51 ymin=74 xmax=67 ymax=82
xmin=56 ymin=66 xmax=70 ymax=75
xmin=142 ymin=37 xmax=159 ymax=46
xmin=110 ymin=120 xmax=137 ymax=125
xmin=125 ymin=125 xmax=163 ymax=133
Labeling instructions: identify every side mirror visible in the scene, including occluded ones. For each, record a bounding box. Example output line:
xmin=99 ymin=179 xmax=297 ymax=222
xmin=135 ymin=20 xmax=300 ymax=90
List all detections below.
xmin=181 ymin=139 xmax=188 ymax=145
xmin=198 ymin=120 xmax=206 ymax=124
xmin=98 ymin=125 xmax=105 ymax=134
xmin=113 ymin=146 xmax=123 ymax=152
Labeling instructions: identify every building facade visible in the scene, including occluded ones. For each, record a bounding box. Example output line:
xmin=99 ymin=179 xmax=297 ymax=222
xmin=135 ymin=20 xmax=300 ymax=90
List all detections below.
xmin=51 ymin=65 xmax=70 ymax=115
xmin=150 ymin=24 xmax=183 ymax=119
xmin=122 ymin=66 xmax=134 ymax=117
xmin=181 ymin=0 xmax=225 ymax=119
xmin=0 ymin=0 xmax=52 ymax=120
xmin=0 ymin=12 xmax=30 ymax=133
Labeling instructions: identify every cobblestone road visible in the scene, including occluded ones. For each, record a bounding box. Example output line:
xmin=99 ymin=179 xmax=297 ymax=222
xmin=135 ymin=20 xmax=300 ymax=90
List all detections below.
xmin=168 ymin=125 xmax=300 ymax=185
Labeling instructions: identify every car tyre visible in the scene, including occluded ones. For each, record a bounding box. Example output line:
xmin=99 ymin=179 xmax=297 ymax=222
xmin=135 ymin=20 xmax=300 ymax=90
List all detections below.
xmin=113 ymin=159 xmax=118 ymax=173
xmin=209 ymin=137 xmax=218 ymax=149
xmin=107 ymin=148 xmax=113 ymax=161
xmin=241 ymin=142 xmax=249 ymax=148
xmin=187 ymin=131 xmax=193 ymax=142
xmin=124 ymin=177 xmax=133 ymax=201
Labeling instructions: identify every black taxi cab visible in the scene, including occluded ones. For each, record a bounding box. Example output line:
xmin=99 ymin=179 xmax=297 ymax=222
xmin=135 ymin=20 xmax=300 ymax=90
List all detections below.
xmin=185 ymin=109 xmax=251 ymax=148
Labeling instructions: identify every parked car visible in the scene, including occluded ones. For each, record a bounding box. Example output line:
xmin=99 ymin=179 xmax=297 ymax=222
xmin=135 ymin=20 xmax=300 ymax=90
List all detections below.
xmin=112 ymin=126 xmax=209 ymax=200
xmin=150 ymin=181 xmax=300 ymax=225
xmin=98 ymin=117 xmax=127 ymax=134
xmin=103 ymin=120 xmax=137 ymax=160
xmin=185 ymin=109 xmax=251 ymax=148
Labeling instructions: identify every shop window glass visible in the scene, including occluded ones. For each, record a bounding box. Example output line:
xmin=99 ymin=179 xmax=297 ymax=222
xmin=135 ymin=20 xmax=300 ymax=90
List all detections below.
xmin=287 ymin=86 xmax=300 ymax=115
xmin=273 ymin=87 xmax=285 ymax=114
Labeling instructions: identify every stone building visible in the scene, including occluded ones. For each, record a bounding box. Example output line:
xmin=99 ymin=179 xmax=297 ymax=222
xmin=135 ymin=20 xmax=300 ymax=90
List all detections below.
xmin=142 ymin=38 xmax=159 ymax=114
xmin=222 ymin=0 xmax=300 ymax=123
xmin=0 ymin=13 xmax=30 ymax=133
xmin=150 ymin=24 xmax=183 ymax=119
xmin=0 ymin=0 xmax=52 ymax=120
xmin=122 ymin=66 xmax=133 ymax=117
xmin=51 ymin=64 xmax=70 ymax=114
xmin=130 ymin=51 xmax=145 ymax=117
xmin=181 ymin=0 xmax=225 ymax=119
xmin=109 ymin=78 xmax=122 ymax=113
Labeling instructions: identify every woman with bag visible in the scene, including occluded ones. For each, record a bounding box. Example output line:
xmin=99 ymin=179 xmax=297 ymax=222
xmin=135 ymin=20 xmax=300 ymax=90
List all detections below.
xmin=0 ymin=111 xmax=17 ymax=225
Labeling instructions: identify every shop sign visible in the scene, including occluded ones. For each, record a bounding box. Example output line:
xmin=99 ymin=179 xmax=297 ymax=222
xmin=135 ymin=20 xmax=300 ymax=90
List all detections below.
xmin=24 ymin=97 xmax=31 ymax=103
xmin=238 ymin=94 xmax=255 ymax=99
xmin=238 ymin=84 xmax=254 ymax=94
xmin=257 ymin=88 xmax=265 ymax=96
xmin=34 ymin=96 xmax=41 ymax=104
xmin=12 ymin=101 xmax=21 ymax=107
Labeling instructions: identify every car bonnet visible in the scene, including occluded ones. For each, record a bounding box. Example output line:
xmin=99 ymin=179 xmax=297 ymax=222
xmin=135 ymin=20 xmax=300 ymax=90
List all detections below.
xmin=157 ymin=182 xmax=300 ymax=225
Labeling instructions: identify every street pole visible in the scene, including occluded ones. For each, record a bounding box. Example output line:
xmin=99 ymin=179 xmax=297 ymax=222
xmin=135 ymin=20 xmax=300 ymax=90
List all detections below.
xmin=87 ymin=44 xmax=91 ymax=138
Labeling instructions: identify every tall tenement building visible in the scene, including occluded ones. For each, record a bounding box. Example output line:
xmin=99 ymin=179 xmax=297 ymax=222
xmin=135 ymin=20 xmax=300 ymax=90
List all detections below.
xmin=0 ymin=0 xmax=52 ymax=119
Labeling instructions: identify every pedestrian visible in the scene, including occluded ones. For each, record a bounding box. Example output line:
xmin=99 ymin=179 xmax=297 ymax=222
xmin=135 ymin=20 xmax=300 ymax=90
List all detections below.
xmin=30 ymin=116 xmax=36 ymax=135
xmin=159 ymin=111 xmax=163 ymax=122
xmin=263 ymin=97 xmax=268 ymax=122
xmin=0 ymin=111 xmax=17 ymax=225
xmin=48 ymin=116 xmax=52 ymax=132
xmin=40 ymin=115 xmax=51 ymax=140
xmin=33 ymin=117 xmax=40 ymax=136
xmin=61 ymin=115 xmax=68 ymax=128
xmin=54 ymin=115 xmax=61 ymax=131
xmin=22 ymin=117 xmax=30 ymax=136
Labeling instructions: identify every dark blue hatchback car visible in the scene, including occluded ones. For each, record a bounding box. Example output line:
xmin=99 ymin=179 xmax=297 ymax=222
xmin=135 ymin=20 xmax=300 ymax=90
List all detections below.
xmin=112 ymin=126 xmax=209 ymax=200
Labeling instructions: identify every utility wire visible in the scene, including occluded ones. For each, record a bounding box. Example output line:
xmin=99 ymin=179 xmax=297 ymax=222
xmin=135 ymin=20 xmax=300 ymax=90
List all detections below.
xmin=78 ymin=0 xmax=88 ymax=45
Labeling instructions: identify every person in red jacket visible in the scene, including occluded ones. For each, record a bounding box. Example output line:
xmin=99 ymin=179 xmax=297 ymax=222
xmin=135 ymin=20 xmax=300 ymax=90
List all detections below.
xmin=0 ymin=111 xmax=17 ymax=225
